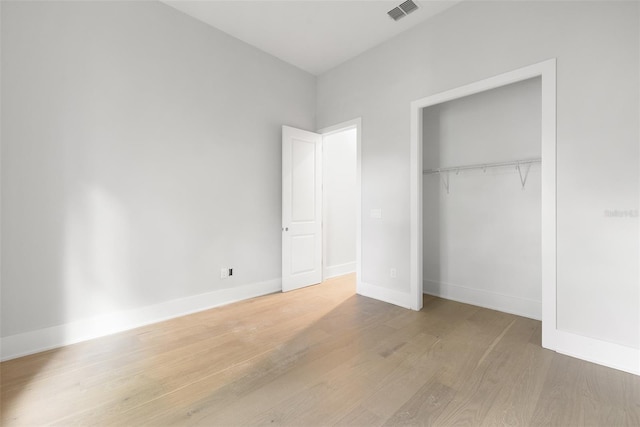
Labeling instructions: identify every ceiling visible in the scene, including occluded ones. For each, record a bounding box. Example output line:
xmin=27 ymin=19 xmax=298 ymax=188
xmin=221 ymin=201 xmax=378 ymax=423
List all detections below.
xmin=162 ymin=1 xmax=461 ymax=75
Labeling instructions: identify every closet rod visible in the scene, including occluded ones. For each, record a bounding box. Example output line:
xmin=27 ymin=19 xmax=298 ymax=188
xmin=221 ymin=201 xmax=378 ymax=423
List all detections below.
xmin=423 ymin=157 xmax=541 ymax=175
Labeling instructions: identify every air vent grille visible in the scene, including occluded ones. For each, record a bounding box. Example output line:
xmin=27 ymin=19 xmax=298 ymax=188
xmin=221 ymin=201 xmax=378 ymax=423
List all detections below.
xmin=399 ymin=0 xmax=418 ymax=15
xmin=387 ymin=6 xmax=405 ymax=21
xmin=387 ymin=0 xmax=419 ymax=21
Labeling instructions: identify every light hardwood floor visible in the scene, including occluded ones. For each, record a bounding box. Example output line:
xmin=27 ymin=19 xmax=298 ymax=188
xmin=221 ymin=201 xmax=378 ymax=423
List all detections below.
xmin=2 ymin=274 xmax=639 ymax=426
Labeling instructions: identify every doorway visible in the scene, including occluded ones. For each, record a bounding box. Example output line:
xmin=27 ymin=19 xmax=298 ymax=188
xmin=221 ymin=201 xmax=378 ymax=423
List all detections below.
xmin=319 ymin=119 xmax=362 ymax=285
xmin=281 ymin=119 xmax=361 ymax=292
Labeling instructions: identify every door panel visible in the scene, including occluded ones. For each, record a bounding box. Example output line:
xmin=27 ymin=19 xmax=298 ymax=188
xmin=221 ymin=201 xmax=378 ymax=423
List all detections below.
xmin=291 ymin=235 xmax=315 ymax=274
xmin=282 ymin=126 xmax=322 ymax=292
xmin=291 ymin=139 xmax=316 ymax=221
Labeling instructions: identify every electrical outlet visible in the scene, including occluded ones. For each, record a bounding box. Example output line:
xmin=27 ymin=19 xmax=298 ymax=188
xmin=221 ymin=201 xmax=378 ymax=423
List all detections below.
xmin=220 ymin=268 xmax=229 ymax=279
xmin=390 ymin=268 xmax=397 ymax=278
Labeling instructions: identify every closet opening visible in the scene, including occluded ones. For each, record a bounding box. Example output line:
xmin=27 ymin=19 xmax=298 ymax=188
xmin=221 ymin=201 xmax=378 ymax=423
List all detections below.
xmin=409 ymin=59 xmax=557 ymax=350
xmin=422 ymin=77 xmax=542 ymax=320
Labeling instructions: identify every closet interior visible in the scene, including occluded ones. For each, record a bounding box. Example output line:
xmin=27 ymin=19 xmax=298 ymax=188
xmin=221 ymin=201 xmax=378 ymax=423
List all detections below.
xmin=422 ymin=77 xmax=543 ymax=320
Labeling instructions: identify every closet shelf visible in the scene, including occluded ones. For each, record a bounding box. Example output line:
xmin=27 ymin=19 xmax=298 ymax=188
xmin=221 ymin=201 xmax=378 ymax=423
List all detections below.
xmin=422 ymin=157 xmax=541 ymax=175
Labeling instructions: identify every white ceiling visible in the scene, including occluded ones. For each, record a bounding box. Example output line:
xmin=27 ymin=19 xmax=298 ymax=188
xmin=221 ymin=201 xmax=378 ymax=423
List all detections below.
xmin=162 ymin=1 xmax=461 ymax=75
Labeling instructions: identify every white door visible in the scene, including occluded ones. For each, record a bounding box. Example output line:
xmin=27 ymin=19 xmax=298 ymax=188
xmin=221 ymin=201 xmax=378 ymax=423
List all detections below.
xmin=282 ymin=125 xmax=322 ymax=292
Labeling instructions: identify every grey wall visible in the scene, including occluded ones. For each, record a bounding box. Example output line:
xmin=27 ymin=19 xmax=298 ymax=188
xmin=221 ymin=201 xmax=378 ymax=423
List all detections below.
xmin=423 ymin=78 xmax=542 ymax=319
xmin=1 ymin=1 xmax=315 ymax=337
xmin=317 ymin=1 xmax=639 ymax=348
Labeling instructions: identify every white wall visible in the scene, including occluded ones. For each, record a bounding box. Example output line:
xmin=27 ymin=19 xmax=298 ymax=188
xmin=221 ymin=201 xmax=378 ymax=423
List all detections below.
xmin=423 ymin=78 xmax=542 ymax=319
xmin=0 ymin=1 xmax=315 ymax=357
xmin=323 ymin=128 xmax=357 ymax=278
xmin=317 ymin=1 xmax=639 ymax=350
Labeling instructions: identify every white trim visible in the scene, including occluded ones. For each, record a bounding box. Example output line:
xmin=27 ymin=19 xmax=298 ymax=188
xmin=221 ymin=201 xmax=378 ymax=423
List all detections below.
xmin=318 ymin=118 xmax=362 ymax=287
xmin=410 ymin=59 xmax=558 ymax=347
xmin=554 ymin=330 xmax=640 ymax=376
xmin=323 ymin=262 xmax=356 ymax=280
xmin=410 ymin=95 xmax=423 ymax=311
xmin=423 ymin=279 xmax=541 ymax=321
xmin=357 ymin=281 xmax=412 ymax=310
xmin=637 ymin=1 xmax=640 ymax=378
xmin=1 ymin=279 xmax=281 ymax=361
xmin=539 ymin=59 xmax=558 ymax=351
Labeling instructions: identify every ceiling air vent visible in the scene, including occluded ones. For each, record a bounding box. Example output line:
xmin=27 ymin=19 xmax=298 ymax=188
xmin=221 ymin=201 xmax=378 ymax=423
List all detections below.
xmin=399 ymin=0 xmax=418 ymax=15
xmin=387 ymin=0 xmax=419 ymax=21
xmin=387 ymin=7 xmax=405 ymax=21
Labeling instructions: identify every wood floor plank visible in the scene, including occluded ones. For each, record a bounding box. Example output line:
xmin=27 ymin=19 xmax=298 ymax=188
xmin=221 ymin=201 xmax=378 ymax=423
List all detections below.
xmin=240 ymin=326 xmax=419 ymax=427
xmin=531 ymin=354 xmax=640 ymax=426
xmin=334 ymin=405 xmax=384 ymax=427
xmin=479 ymin=341 xmax=554 ymax=426
xmin=359 ymin=332 xmax=442 ymax=421
xmin=382 ymin=375 xmax=457 ymax=426
xmin=432 ymin=316 xmax=540 ymax=426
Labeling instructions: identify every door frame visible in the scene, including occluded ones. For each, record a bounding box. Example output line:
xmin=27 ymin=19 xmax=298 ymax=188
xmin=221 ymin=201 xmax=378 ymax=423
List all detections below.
xmin=317 ymin=118 xmax=362 ymax=287
xmin=409 ymin=59 xmax=558 ymax=350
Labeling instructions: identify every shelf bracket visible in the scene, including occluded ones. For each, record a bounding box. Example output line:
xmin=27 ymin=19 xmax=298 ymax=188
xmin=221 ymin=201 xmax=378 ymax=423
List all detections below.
xmin=516 ymin=162 xmax=532 ymax=189
xmin=440 ymin=170 xmax=450 ymax=194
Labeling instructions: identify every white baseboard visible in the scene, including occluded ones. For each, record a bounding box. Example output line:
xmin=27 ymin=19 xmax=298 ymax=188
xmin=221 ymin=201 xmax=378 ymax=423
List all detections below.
xmin=1 ymin=279 xmax=281 ymax=361
xmin=357 ymin=280 xmax=412 ymax=309
xmin=423 ymin=279 xmax=541 ymax=320
xmin=551 ymin=329 xmax=640 ymax=376
xmin=323 ymin=261 xmax=356 ymax=279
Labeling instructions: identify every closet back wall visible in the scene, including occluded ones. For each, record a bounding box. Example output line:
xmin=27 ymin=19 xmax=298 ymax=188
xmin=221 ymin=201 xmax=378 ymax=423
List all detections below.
xmin=423 ymin=77 xmax=542 ymax=319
